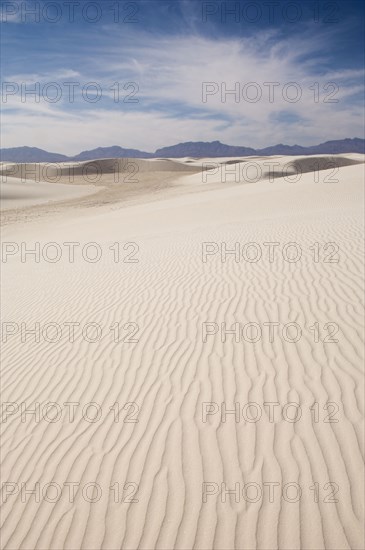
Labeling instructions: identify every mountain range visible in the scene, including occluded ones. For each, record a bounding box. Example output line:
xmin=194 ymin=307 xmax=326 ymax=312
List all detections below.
xmin=1 ymin=138 xmax=364 ymax=163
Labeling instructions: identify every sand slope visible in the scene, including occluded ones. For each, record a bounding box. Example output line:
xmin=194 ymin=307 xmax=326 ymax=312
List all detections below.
xmin=0 ymin=176 xmax=99 ymax=211
xmin=0 ymin=158 xmax=204 ymax=218
xmin=0 ymin=155 xmax=364 ymax=549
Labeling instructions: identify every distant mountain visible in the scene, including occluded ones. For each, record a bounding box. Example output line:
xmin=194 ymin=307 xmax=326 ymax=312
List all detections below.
xmin=72 ymin=146 xmax=152 ymax=161
xmin=306 ymin=138 xmax=365 ymax=155
xmin=155 ymin=141 xmax=256 ymax=158
xmin=0 ymin=146 xmax=69 ymax=163
xmin=257 ymin=144 xmax=308 ymax=155
xmin=255 ymin=139 xmax=365 ymax=156
xmin=156 ymin=138 xmax=365 ymax=157
xmin=1 ymin=139 xmax=364 ymax=162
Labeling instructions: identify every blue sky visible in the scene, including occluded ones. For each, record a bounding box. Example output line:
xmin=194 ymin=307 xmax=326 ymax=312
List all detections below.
xmin=1 ymin=0 xmax=364 ymax=154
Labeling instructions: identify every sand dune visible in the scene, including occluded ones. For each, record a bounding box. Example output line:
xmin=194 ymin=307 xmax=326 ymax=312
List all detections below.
xmin=0 ymin=157 xmax=200 ymax=181
xmin=0 ymin=155 xmax=364 ymax=549
xmin=0 ymin=176 xmax=98 ymax=211
xmin=0 ymin=158 xmax=203 ymax=216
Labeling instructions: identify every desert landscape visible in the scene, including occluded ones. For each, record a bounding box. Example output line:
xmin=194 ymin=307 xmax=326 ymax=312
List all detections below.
xmin=1 ymin=153 xmax=364 ymax=549
xmin=2 ymin=0 xmax=365 ymax=547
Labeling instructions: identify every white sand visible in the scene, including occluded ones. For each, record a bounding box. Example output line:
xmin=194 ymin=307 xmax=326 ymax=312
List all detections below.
xmin=0 ymin=176 xmax=98 ymax=210
xmin=1 ymin=155 xmax=364 ymax=549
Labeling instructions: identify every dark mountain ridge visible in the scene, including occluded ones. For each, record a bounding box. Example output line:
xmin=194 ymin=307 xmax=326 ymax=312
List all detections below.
xmin=1 ymin=138 xmax=364 ymax=163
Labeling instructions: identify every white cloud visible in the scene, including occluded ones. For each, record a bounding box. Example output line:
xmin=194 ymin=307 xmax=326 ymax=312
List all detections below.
xmin=2 ymin=30 xmax=364 ymax=152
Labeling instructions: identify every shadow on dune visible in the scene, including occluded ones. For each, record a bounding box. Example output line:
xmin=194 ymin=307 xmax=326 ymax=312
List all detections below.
xmin=0 ymin=190 xmax=44 ymax=201
xmin=262 ymin=155 xmax=363 ymax=180
xmin=0 ymin=158 xmax=203 ymax=182
xmin=1 ymin=156 xmax=363 ymax=188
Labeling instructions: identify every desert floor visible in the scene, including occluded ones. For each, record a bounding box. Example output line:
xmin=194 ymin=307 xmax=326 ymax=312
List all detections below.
xmin=0 ymin=155 xmax=364 ymax=549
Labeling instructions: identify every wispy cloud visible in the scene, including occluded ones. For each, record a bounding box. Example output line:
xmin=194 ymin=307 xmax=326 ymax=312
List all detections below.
xmin=1 ymin=12 xmax=364 ymax=153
